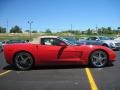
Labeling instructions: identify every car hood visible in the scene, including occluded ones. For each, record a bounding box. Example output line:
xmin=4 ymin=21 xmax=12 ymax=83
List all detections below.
xmin=114 ymin=38 xmax=120 ymax=41
xmin=101 ymin=40 xmax=120 ymax=43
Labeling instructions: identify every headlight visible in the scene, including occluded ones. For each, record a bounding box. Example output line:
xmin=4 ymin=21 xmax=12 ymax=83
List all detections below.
xmin=110 ymin=43 xmax=114 ymax=46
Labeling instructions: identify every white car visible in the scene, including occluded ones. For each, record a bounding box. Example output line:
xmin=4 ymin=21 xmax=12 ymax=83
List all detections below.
xmin=114 ymin=37 xmax=120 ymax=41
xmin=86 ymin=36 xmax=120 ymax=50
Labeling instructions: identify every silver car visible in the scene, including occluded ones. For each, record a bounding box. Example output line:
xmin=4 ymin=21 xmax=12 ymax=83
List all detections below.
xmin=86 ymin=36 xmax=120 ymax=50
xmin=114 ymin=37 xmax=120 ymax=41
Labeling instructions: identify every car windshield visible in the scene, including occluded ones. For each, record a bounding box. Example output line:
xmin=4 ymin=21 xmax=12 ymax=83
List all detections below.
xmin=0 ymin=42 xmax=2 ymax=45
xmin=58 ymin=37 xmax=76 ymax=45
xmin=99 ymin=36 xmax=112 ymax=40
xmin=63 ymin=37 xmax=77 ymax=44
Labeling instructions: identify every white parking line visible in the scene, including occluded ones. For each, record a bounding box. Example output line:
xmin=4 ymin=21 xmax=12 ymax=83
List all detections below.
xmin=0 ymin=70 xmax=12 ymax=76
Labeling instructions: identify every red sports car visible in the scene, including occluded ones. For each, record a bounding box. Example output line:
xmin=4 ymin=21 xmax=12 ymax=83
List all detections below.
xmin=3 ymin=36 xmax=116 ymax=70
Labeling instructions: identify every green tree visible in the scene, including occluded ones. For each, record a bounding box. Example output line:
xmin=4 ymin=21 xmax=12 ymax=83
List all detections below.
xmin=10 ymin=25 xmax=22 ymax=33
xmin=107 ymin=27 xmax=112 ymax=34
xmin=101 ymin=27 xmax=108 ymax=34
xmin=117 ymin=27 xmax=120 ymax=30
xmin=0 ymin=26 xmax=6 ymax=33
xmin=45 ymin=29 xmax=52 ymax=33
xmin=117 ymin=27 xmax=120 ymax=34
xmin=97 ymin=28 xmax=102 ymax=35
xmin=32 ymin=30 xmax=37 ymax=33
xmin=61 ymin=30 xmax=81 ymax=35
xmin=86 ymin=28 xmax=92 ymax=35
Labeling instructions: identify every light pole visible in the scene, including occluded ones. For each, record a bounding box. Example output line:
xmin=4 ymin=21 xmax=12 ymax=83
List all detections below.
xmin=28 ymin=21 xmax=33 ymax=40
xmin=6 ymin=19 xmax=8 ymax=33
xmin=96 ymin=24 xmax=98 ymax=35
xmin=71 ymin=24 xmax=72 ymax=30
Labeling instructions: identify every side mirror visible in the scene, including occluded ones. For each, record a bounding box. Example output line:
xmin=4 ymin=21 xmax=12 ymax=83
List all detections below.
xmin=96 ymin=39 xmax=99 ymax=41
xmin=26 ymin=40 xmax=29 ymax=43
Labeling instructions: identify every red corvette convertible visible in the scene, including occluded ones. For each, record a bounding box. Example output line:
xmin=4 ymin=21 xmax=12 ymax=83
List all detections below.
xmin=3 ymin=36 xmax=116 ymax=70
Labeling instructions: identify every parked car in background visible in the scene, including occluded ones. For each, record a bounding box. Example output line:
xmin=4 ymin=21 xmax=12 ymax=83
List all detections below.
xmin=5 ymin=39 xmax=26 ymax=44
xmin=0 ymin=41 xmax=3 ymax=52
xmin=62 ymin=37 xmax=78 ymax=45
xmin=85 ymin=36 xmax=120 ymax=50
xmin=114 ymin=37 xmax=120 ymax=41
xmin=4 ymin=36 xmax=116 ymax=70
xmin=77 ymin=39 xmax=102 ymax=45
xmin=1 ymin=39 xmax=28 ymax=52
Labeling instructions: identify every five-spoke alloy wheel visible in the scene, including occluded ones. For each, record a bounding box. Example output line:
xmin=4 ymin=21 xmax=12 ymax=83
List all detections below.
xmin=90 ymin=50 xmax=108 ymax=68
xmin=14 ymin=52 xmax=34 ymax=70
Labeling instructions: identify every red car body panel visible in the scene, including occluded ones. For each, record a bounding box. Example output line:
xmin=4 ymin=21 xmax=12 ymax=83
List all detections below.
xmin=3 ymin=43 xmax=116 ymax=66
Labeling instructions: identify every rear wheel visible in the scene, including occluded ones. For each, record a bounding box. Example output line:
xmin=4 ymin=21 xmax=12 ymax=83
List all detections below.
xmin=90 ymin=50 xmax=108 ymax=68
xmin=14 ymin=52 xmax=34 ymax=70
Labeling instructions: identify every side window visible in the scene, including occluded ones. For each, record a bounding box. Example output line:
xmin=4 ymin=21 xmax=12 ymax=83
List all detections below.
xmin=86 ymin=38 xmax=90 ymax=40
xmin=89 ymin=37 xmax=97 ymax=40
xmin=41 ymin=38 xmax=50 ymax=45
xmin=51 ymin=38 xmax=63 ymax=46
xmin=87 ymin=37 xmax=93 ymax=40
xmin=92 ymin=37 xmax=97 ymax=40
xmin=41 ymin=38 xmax=53 ymax=45
xmin=41 ymin=38 xmax=65 ymax=46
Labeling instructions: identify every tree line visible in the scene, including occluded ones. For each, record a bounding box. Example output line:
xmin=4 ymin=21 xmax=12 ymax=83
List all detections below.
xmin=0 ymin=25 xmax=22 ymax=33
xmin=0 ymin=25 xmax=120 ymax=35
xmin=85 ymin=27 xmax=120 ymax=35
xmin=0 ymin=25 xmax=37 ymax=33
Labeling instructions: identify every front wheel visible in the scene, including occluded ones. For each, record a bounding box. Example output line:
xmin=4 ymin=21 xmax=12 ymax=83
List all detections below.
xmin=14 ymin=52 xmax=34 ymax=70
xmin=90 ymin=50 xmax=108 ymax=68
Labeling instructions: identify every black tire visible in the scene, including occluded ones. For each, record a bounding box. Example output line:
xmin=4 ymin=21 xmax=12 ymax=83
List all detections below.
xmin=14 ymin=52 xmax=34 ymax=70
xmin=0 ymin=46 xmax=3 ymax=53
xmin=90 ymin=50 xmax=108 ymax=68
xmin=102 ymin=44 xmax=109 ymax=47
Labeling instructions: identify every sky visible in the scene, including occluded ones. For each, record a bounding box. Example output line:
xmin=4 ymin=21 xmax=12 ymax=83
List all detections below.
xmin=0 ymin=0 xmax=120 ymax=32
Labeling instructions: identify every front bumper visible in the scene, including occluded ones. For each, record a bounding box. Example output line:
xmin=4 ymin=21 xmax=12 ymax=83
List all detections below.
xmin=110 ymin=46 xmax=120 ymax=50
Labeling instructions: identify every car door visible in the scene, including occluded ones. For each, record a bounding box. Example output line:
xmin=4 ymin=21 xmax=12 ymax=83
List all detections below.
xmin=38 ymin=38 xmax=62 ymax=63
xmin=37 ymin=38 xmax=81 ymax=63
xmin=58 ymin=46 xmax=82 ymax=62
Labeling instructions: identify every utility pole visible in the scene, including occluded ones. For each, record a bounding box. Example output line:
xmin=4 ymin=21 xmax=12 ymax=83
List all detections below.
xmin=6 ymin=19 xmax=8 ymax=33
xmin=71 ymin=24 xmax=72 ymax=30
xmin=28 ymin=21 xmax=33 ymax=40
xmin=96 ymin=24 xmax=98 ymax=35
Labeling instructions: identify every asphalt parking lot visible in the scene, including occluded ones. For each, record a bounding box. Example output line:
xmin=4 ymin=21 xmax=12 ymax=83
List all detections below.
xmin=0 ymin=51 xmax=120 ymax=90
